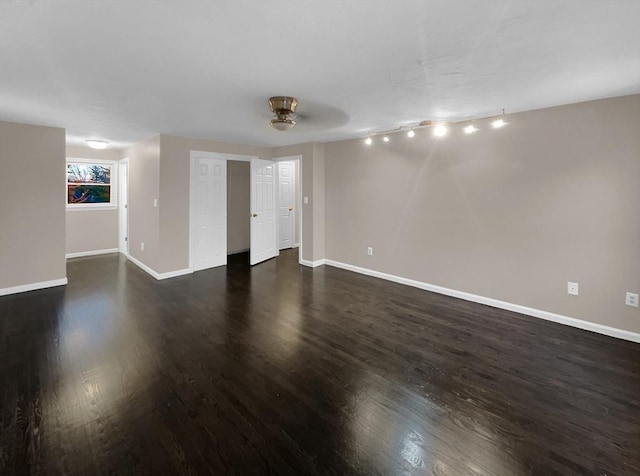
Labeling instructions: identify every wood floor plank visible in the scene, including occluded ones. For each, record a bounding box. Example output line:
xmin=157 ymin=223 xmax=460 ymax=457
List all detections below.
xmin=0 ymin=250 xmax=638 ymax=475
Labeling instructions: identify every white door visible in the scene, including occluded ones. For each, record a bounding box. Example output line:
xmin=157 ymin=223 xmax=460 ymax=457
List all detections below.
xmin=192 ymin=157 xmax=227 ymax=271
xmin=278 ymin=161 xmax=294 ymax=250
xmin=250 ymin=159 xmax=277 ymax=265
xmin=118 ymin=161 xmax=128 ymax=254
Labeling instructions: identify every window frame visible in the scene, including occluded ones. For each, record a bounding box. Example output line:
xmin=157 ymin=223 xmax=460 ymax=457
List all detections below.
xmin=66 ymin=157 xmax=118 ymax=211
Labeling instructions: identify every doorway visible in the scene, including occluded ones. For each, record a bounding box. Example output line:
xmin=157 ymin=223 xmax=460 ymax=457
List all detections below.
xmin=227 ymin=160 xmax=250 ymax=256
xmin=274 ymin=155 xmax=301 ymax=260
xmin=189 ymin=151 xmax=302 ymax=272
xmin=189 ymin=151 xmax=254 ymax=272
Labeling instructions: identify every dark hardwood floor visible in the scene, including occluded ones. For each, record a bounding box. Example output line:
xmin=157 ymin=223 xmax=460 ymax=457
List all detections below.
xmin=1 ymin=250 xmax=638 ymax=475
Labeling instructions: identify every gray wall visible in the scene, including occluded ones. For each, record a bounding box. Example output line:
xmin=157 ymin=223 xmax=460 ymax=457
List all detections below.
xmin=312 ymin=143 xmax=325 ymax=259
xmin=324 ymin=95 xmax=640 ymax=333
xmin=0 ymin=121 xmax=66 ymax=289
xmin=66 ymin=210 xmax=118 ymax=254
xmin=65 ymin=145 xmax=120 ymax=255
xmin=124 ymin=135 xmax=161 ymax=271
xmin=227 ymin=160 xmax=250 ymax=253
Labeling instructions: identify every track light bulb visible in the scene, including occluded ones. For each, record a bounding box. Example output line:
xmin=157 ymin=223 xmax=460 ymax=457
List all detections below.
xmin=433 ymin=125 xmax=447 ymax=137
xmin=463 ymin=125 xmax=478 ymax=134
xmin=383 ymin=136 xmax=390 ymax=142
xmin=407 ymin=129 xmax=415 ymax=138
xmin=365 ymin=137 xmax=372 ymax=145
xmin=492 ymin=118 xmax=506 ymax=128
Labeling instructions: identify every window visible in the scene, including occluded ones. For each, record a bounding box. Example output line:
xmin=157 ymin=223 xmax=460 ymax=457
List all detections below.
xmin=66 ymin=159 xmax=117 ymax=209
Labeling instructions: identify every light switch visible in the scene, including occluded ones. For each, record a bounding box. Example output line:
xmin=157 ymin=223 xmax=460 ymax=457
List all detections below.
xmin=304 ymin=196 xmax=309 ymax=205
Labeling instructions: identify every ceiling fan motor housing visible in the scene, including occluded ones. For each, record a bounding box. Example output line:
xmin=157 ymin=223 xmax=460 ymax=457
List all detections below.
xmin=269 ymin=96 xmax=298 ymax=130
xmin=269 ymin=96 xmax=298 ymax=117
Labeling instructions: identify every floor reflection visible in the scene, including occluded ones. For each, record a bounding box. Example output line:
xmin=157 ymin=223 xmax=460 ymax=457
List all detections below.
xmin=1 ymin=249 xmax=637 ymax=474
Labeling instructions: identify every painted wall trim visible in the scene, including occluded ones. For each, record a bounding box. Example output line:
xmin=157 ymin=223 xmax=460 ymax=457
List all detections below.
xmin=324 ymin=259 xmax=640 ymax=343
xmin=66 ymin=206 xmax=118 ymax=212
xmin=300 ymin=258 xmax=326 ymax=268
xmin=158 ymin=267 xmax=193 ymax=280
xmin=0 ymin=277 xmax=68 ymax=296
xmin=66 ymin=248 xmax=119 ymax=259
xmin=127 ymin=255 xmax=192 ymax=280
xmin=190 ymin=150 xmax=256 ymax=162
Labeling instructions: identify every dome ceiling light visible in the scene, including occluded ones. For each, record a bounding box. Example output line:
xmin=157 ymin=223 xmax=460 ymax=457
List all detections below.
xmin=86 ymin=140 xmax=109 ymax=149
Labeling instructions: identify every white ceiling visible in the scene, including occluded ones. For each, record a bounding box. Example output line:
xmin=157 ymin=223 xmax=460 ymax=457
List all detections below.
xmin=1 ymin=1 xmax=639 ymax=149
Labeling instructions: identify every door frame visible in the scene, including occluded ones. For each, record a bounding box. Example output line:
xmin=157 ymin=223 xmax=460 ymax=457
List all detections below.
xmin=188 ymin=150 xmax=257 ymax=271
xmin=274 ymin=155 xmax=302 ymax=264
xmin=118 ymin=157 xmax=129 ymax=255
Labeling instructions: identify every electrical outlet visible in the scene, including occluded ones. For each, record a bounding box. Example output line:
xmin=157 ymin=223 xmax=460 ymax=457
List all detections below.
xmin=567 ymin=282 xmax=579 ymax=296
xmin=626 ymin=292 xmax=639 ymax=307
xmin=153 ymin=198 xmax=158 ymax=208
xmin=141 ymin=242 xmax=145 ymax=251
xmin=367 ymin=247 xmax=373 ymax=256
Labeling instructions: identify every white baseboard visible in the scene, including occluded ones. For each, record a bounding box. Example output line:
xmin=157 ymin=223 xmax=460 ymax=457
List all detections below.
xmin=300 ymin=258 xmax=326 ymax=268
xmin=127 ymin=255 xmax=192 ymax=280
xmin=0 ymin=277 xmax=68 ymax=296
xmin=66 ymin=248 xmax=119 ymax=259
xmin=157 ymin=267 xmax=192 ymax=280
xmin=126 ymin=255 xmax=157 ymax=278
xmin=324 ymin=259 xmax=640 ymax=343
xmin=228 ymin=248 xmax=249 ymax=255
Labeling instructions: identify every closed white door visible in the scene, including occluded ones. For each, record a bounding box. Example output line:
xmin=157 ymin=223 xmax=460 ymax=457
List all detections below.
xmin=250 ymin=159 xmax=277 ymax=265
xmin=192 ymin=157 xmax=227 ymax=271
xmin=278 ymin=161 xmax=294 ymax=250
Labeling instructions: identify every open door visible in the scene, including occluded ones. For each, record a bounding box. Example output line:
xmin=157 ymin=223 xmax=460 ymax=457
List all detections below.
xmin=250 ymin=159 xmax=278 ymax=265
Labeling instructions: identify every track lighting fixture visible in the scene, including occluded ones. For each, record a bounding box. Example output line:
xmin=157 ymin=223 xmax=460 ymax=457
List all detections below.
xmin=491 ymin=119 xmax=506 ymax=128
xmin=361 ymin=109 xmax=507 ymax=145
xmin=491 ymin=109 xmax=507 ymax=128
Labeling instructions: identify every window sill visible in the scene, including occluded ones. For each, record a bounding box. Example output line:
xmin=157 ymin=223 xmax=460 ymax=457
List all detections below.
xmin=66 ymin=205 xmax=118 ymax=212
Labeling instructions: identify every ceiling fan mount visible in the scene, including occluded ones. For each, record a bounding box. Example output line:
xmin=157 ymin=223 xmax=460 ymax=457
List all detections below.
xmin=269 ymin=96 xmax=298 ymax=131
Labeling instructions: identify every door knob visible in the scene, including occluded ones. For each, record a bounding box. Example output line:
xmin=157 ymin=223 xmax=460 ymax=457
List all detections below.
xmin=252 ymin=213 xmax=258 ymax=217
xmin=288 ymin=207 xmax=293 ymax=211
